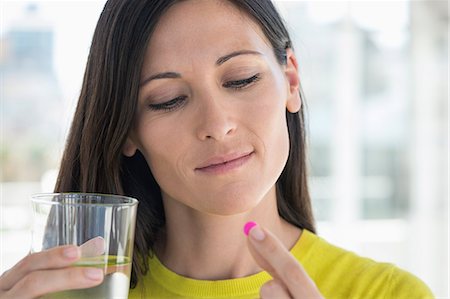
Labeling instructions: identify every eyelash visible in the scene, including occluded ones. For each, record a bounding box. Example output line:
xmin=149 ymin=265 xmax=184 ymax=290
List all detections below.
xmin=148 ymin=96 xmax=187 ymax=112
xmin=148 ymin=74 xmax=261 ymax=112
xmin=223 ymin=73 xmax=261 ymax=89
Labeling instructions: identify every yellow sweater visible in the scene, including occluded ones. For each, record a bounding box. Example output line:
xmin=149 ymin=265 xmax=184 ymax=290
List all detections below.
xmin=129 ymin=230 xmax=434 ymax=299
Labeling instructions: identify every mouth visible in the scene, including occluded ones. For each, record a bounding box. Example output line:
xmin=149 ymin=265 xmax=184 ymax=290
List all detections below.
xmin=195 ymin=151 xmax=254 ymax=175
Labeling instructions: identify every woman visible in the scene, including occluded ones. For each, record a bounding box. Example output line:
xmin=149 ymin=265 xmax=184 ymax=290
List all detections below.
xmin=0 ymin=0 xmax=434 ymax=298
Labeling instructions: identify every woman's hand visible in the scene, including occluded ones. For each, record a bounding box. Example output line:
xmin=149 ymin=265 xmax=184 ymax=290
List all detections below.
xmin=0 ymin=245 xmax=103 ymax=299
xmin=245 ymin=223 xmax=324 ymax=299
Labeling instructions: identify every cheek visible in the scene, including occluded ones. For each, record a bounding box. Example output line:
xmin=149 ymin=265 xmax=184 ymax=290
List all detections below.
xmin=247 ymin=79 xmax=290 ymax=171
xmin=135 ymin=118 xmax=187 ymax=187
xmin=136 ymin=119 xmax=167 ymax=158
xmin=260 ymin=103 xmax=290 ymax=158
xmin=248 ymin=77 xmax=289 ymax=140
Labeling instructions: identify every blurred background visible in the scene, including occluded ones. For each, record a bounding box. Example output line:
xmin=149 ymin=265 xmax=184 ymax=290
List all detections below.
xmin=0 ymin=0 xmax=448 ymax=297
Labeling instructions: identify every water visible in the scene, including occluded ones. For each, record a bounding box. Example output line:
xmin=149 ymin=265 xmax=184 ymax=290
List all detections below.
xmin=44 ymin=256 xmax=131 ymax=299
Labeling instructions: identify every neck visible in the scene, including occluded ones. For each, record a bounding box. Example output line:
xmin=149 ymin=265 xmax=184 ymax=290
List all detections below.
xmin=155 ymin=186 xmax=301 ymax=280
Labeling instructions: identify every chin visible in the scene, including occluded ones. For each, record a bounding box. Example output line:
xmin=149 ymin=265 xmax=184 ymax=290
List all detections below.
xmin=201 ymin=192 xmax=264 ymax=216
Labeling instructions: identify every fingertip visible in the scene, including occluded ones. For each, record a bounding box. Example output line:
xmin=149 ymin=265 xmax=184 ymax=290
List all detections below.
xmin=63 ymin=246 xmax=80 ymax=260
xmin=249 ymin=225 xmax=266 ymax=241
xmin=84 ymin=268 xmax=104 ymax=281
xmin=243 ymin=221 xmax=266 ymax=241
xmin=243 ymin=221 xmax=257 ymax=236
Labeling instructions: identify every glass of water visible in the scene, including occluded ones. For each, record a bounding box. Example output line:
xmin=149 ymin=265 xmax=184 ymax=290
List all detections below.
xmin=30 ymin=193 xmax=138 ymax=299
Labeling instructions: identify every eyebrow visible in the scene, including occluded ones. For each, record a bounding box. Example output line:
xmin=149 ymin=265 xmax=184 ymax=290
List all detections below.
xmin=140 ymin=71 xmax=181 ymax=87
xmin=215 ymin=50 xmax=262 ymax=66
xmin=140 ymin=50 xmax=262 ymax=87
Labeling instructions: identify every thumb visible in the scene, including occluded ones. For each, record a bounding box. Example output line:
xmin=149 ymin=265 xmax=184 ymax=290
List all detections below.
xmin=80 ymin=236 xmax=105 ymax=257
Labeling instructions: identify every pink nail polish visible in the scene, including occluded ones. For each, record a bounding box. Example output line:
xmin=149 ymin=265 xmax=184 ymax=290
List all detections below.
xmin=244 ymin=221 xmax=257 ymax=236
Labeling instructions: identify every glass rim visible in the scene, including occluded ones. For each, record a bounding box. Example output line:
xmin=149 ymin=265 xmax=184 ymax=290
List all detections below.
xmin=30 ymin=192 xmax=139 ymax=207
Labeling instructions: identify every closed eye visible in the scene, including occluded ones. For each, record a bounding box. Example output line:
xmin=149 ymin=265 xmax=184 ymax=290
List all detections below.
xmin=223 ymin=74 xmax=261 ymax=90
xmin=148 ymin=96 xmax=187 ymax=112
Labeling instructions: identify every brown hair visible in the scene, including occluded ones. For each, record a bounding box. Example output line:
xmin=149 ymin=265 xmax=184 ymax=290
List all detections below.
xmin=55 ymin=0 xmax=315 ymax=288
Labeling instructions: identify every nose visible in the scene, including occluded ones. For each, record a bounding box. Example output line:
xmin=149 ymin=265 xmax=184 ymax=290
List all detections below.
xmin=195 ymin=96 xmax=237 ymax=141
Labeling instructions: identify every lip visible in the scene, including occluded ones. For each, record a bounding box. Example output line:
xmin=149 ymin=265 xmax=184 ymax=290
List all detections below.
xmin=195 ymin=151 xmax=254 ymax=175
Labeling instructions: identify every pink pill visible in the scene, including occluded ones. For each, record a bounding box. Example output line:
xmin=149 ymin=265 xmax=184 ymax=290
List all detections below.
xmin=243 ymin=221 xmax=257 ymax=236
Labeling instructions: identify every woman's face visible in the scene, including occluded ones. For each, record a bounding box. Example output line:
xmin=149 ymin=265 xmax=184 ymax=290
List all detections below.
xmin=126 ymin=0 xmax=300 ymax=215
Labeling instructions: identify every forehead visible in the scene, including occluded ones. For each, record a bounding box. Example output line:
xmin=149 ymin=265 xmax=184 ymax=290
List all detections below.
xmin=142 ymin=0 xmax=272 ymax=72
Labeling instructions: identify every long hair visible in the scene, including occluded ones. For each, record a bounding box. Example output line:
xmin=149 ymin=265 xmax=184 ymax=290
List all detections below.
xmin=55 ymin=0 xmax=315 ymax=288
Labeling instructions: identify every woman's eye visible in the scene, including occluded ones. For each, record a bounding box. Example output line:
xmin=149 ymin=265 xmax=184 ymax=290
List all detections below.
xmin=148 ymin=96 xmax=187 ymax=111
xmin=223 ymin=74 xmax=261 ymax=89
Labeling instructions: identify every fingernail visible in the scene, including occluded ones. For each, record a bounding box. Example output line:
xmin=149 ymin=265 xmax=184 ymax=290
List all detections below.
xmin=84 ymin=268 xmax=103 ymax=280
xmin=249 ymin=226 xmax=266 ymax=241
xmin=244 ymin=221 xmax=266 ymax=241
xmin=63 ymin=247 xmax=80 ymax=259
xmin=244 ymin=221 xmax=257 ymax=236
xmin=244 ymin=221 xmax=265 ymax=241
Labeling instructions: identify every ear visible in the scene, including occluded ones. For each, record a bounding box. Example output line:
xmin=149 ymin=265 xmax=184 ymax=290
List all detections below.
xmin=284 ymin=48 xmax=301 ymax=113
xmin=122 ymin=137 xmax=138 ymax=157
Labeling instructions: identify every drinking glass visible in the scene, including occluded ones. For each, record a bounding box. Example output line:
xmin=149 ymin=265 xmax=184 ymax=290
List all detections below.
xmin=30 ymin=193 xmax=138 ymax=299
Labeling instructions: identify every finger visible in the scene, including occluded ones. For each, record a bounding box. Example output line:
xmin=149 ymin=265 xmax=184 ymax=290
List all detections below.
xmin=260 ymin=279 xmax=291 ymax=299
xmin=244 ymin=222 xmax=293 ymax=280
xmin=245 ymin=223 xmax=321 ymax=298
xmin=0 ymin=245 xmax=80 ymax=291
xmin=7 ymin=266 xmax=103 ymax=299
xmin=80 ymin=236 xmax=105 ymax=257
